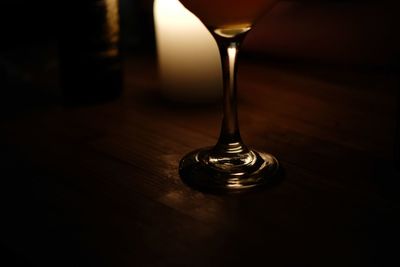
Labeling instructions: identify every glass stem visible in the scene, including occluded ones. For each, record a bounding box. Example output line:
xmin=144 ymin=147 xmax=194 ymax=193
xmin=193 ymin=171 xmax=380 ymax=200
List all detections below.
xmin=213 ymin=35 xmax=248 ymax=155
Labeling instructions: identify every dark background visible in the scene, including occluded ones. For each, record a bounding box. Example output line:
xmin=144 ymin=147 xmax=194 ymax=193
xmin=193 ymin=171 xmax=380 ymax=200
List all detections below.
xmin=1 ymin=0 xmax=399 ymax=266
xmin=1 ymin=0 xmax=398 ymax=94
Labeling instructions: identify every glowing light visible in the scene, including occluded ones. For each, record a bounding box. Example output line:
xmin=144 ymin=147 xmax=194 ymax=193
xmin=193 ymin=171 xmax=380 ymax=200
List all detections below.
xmin=154 ymin=0 xmax=222 ymax=102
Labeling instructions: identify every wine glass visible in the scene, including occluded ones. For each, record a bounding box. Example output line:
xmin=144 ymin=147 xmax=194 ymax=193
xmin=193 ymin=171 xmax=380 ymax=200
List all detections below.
xmin=178 ymin=0 xmax=280 ymax=193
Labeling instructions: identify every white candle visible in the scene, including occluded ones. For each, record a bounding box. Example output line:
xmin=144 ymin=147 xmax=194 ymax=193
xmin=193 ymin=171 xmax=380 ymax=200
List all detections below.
xmin=154 ymin=0 xmax=222 ymax=103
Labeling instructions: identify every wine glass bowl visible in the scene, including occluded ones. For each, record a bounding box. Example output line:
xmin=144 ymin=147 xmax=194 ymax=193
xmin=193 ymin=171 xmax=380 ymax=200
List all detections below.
xmin=179 ymin=0 xmax=277 ymax=32
xmin=178 ymin=0 xmax=280 ymax=193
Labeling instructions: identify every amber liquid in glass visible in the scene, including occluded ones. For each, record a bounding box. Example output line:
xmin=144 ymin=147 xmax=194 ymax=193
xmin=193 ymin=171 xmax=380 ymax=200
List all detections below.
xmin=179 ymin=0 xmax=276 ymax=36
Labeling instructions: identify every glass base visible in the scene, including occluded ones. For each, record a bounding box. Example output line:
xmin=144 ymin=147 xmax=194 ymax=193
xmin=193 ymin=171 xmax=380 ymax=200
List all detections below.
xmin=179 ymin=147 xmax=279 ymax=193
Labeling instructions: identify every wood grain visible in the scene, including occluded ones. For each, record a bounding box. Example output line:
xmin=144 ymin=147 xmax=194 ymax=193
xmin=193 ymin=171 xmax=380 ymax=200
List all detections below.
xmin=1 ymin=54 xmax=399 ymax=267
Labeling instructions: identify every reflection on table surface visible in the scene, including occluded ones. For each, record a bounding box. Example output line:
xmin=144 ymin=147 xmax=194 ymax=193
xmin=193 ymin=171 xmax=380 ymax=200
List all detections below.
xmin=1 ymin=50 xmax=399 ymax=266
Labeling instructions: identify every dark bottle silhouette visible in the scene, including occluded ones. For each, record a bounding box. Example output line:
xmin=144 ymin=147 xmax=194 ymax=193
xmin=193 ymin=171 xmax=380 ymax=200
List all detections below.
xmin=58 ymin=0 xmax=122 ymax=105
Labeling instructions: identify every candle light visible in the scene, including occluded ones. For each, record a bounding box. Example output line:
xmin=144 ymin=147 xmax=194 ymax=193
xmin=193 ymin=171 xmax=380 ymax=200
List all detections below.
xmin=154 ymin=0 xmax=222 ymax=103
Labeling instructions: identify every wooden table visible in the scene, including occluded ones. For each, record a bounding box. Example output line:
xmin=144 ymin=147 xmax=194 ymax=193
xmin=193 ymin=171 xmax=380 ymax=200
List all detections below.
xmin=1 ymin=54 xmax=399 ymax=266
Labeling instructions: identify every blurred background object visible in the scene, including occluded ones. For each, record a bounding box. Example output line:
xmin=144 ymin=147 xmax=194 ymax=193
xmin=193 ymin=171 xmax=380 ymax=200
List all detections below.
xmin=154 ymin=0 xmax=222 ymax=103
xmin=0 ymin=0 xmax=155 ymax=109
xmin=58 ymin=0 xmax=122 ymax=105
xmin=120 ymin=0 xmax=155 ymax=51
